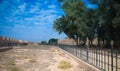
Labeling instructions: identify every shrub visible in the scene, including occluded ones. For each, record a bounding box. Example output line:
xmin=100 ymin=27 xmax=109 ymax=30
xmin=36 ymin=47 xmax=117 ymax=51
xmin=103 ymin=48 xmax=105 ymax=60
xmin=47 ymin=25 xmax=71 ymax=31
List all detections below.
xmin=29 ymin=58 xmax=36 ymax=63
xmin=7 ymin=60 xmax=15 ymax=65
xmin=58 ymin=60 xmax=72 ymax=70
xmin=10 ymin=67 xmax=19 ymax=71
xmin=21 ymin=55 xmax=28 ymax=59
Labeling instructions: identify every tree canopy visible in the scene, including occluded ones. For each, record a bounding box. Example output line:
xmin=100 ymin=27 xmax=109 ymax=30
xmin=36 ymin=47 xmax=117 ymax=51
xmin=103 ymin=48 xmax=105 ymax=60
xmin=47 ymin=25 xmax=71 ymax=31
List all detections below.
xmin=48 ymin=38 xmax=58 ymax=45
xmin=53 ymin=0 xmax=120 ymax=48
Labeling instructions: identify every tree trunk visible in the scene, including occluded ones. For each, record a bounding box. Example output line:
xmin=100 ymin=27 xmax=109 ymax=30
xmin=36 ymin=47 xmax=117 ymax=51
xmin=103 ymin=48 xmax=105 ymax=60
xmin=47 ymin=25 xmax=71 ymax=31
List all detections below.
xmin=106 ymin=40 xmax=111 ymax=49
xmin=98 ymin=38 xmax=100 ymax=46
xmin=75 ymin=38 xmax=78 ymax=46
xmin=90 ymin=40 xmax=93 ymax=47
xmin=103 ymin=39 xmax=105 ymax=45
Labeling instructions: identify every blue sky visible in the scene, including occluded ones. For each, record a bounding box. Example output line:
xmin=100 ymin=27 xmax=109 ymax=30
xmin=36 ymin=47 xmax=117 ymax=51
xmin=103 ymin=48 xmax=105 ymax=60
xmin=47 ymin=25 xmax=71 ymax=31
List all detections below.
xmin=0 ymin=0 xmax=98 ymax=42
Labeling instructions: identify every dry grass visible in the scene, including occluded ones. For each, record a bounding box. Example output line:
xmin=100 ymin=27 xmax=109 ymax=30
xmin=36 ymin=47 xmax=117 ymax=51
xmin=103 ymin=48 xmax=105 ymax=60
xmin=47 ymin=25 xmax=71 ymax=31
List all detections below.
xmin=51 ymin=50 xmax=55 ymax=52
xmin=21 ymin=55 xmax=28 ymax=59
xmin=10 ymin=67 xmax=19 ymax=71
xmin=29 ymin=58 xmax=36 ymax=63
xmin=58 ymin=60 xmax=72 ymax=70
xmin=7 ymin=60 xmax=15 ymax=65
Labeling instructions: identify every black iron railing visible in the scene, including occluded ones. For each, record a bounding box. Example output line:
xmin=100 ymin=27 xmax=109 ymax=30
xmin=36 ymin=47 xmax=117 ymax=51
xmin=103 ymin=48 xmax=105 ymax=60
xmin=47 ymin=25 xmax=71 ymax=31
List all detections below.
xmin=59 ymin=44 xmax=120 ymax=71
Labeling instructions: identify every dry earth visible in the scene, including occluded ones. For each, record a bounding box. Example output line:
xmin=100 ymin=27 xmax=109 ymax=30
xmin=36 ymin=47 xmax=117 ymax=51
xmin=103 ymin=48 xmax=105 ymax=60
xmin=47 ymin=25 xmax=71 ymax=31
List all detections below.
xmin=0 ymin=45 xmax=84 ymax=71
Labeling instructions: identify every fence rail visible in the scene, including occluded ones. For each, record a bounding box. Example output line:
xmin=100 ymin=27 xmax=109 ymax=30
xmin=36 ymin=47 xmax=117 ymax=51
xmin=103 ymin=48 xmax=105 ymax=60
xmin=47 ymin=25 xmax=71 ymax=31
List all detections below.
xmin=59 ymin=44 xmax=120 ymax=71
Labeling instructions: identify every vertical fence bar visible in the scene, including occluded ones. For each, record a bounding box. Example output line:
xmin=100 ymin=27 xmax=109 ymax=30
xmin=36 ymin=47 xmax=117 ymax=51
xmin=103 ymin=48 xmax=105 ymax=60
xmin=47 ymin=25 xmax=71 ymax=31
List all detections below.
xmin=116 ymin=50 xmax=118 ymax=71
xmin=73 ymin=46 xmax=75 ymax=55
xmin=111 ymin=47 xmax=113 ymax=71
xmin=80 ymin=46 xmax=82 ymax=58
xmin=93 ymin=48 xmax=94 ymax=65
xmin=86 ymin=46 xmax=89 ymax=61
xmin=91 ymin=49 xmax=92 ymax=64
xmin=59 ymin=43 xmax=119 ymax=71
xmin=104 ymin=49 xmax=106 ymax=71
xmin=76 ymin=46 xmax=77 ymax=56
xmin=73 ymin=46 xmax=74 ymax=54
xmin=101 ymin=49 xmax=103 ymax=70
xmin=96 ymin=46 xmax=98 ymax=67
xmin=94 ymin=48 xmax=95 ymax=66
xmin=108 ymin=50 xmax=109 ymax=71
xmin=79 ymin=47 xmax=80 ymax=57
xmin=92 ymin=48 xmax=93 ymax=65
xmin=99 ymin=48 xmax=100 ymax=69
xmin=78 ymin=47 xmax=79 ymax=57
xmin=90 ymin=49 xmax=91 ymax=64
xmin=77 ymin=46 xmax=78 ymax=57
xmin=94 ymin=48 xmax=95 ymax=65
xmin=105 ymin=49 xmax=107 ymax=71
xmin=82 ymin=47 xmax=83 ymax=59
xmin=103 ymin=49 xmax=104 ymax=70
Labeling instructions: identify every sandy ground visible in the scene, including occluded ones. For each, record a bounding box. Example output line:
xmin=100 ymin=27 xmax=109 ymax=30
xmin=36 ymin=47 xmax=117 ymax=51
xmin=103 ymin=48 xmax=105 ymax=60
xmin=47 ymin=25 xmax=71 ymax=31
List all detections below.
xmin=0 ymin=45 xmax=83 ymax=71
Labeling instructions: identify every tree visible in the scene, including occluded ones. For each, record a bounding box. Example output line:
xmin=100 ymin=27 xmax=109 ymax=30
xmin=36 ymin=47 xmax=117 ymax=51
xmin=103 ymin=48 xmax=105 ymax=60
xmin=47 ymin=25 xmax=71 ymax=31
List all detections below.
xmin=53 ymin=16 xmax=79 ymax=45
xmin=89 ymin=0 xmax=120 ymax=48
xmin=40 ymin=41 xmax=47 ymax=45
xmin=54 ymin=0 xmax=86 ymax=46
xmin=48 ymin=38 xmax=58 ymax=45
xmin=54 ymin=0 xmax=120 ymax=49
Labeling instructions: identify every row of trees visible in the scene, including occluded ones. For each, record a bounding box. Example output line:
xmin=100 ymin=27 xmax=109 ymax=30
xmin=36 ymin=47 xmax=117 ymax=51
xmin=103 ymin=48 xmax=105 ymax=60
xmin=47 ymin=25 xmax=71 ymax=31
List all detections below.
xmin=53 ymin=0 xmax=120 ymax=48
xmin=39 ymin=38 xmax=58 ymax=45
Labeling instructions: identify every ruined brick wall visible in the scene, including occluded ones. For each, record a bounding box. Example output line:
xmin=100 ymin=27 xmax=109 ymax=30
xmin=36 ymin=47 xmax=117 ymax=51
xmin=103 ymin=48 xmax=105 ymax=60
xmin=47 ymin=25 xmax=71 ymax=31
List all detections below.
xmin=0 ymin=36 xmax=30 ymax=47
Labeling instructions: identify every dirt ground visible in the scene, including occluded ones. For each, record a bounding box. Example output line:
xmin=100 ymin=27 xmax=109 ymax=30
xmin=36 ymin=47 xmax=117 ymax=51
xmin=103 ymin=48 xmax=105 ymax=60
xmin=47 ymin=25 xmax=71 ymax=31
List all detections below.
xmin=0 ymin=45 xmax=84 ymax=71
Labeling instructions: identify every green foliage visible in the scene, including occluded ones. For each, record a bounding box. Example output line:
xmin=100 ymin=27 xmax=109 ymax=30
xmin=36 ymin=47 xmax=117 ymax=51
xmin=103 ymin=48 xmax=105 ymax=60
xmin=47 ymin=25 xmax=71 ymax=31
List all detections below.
xmin=54 ymin=0 xmax=120 ymax=48
xmin=48 ymin=38 xmax=58 ymax=45
xmin=39 ymin=41 xmax=47 ymax=45
xmin=54 ymin=0 xmax=86 ymax=45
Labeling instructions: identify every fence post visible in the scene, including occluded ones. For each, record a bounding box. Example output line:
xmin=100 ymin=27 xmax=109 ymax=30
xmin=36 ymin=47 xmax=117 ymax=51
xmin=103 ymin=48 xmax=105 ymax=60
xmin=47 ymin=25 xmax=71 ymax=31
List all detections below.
xmin=99 ymin=48 xmax=100 ymax=68
xmin=111 ymin=46 xmax=113 ymax=71
xmin=94 ymin=48 xmax=96 ymax=65
xmin=116 ymin=50 xmax=118 ymax=71
xmin=101 ymin=48 xmax=104 ymax=71
xmin=104 ymin=49 xmax=106 ymax=71
xmin=73 ymin=47 xmax=76 ymax=55
xmin=80 ymin=46 xmax=82 ymax=58
xmin=96 ymin=45 xmax=98 ymax=67
xmin=86 ymin=45 xmax=89 ymax=61
xmin=76 ymin=46 xmax=77 ymax=56
xmin=92 ymin=48 xmax=94 ymax=65
xmin=108 ymin=50 xmax=109 ymax=71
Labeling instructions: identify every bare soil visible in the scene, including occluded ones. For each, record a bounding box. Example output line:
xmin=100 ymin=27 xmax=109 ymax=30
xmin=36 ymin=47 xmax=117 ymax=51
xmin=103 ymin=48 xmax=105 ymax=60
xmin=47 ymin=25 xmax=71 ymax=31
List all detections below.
xmin=0 ymin=45 xmax=83 ymax=71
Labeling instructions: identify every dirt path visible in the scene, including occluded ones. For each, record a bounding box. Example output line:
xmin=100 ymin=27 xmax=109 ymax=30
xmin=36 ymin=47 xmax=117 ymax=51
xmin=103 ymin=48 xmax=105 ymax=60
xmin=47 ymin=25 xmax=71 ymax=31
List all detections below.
xmin=0 ymin=45 xmax=83 ymax=71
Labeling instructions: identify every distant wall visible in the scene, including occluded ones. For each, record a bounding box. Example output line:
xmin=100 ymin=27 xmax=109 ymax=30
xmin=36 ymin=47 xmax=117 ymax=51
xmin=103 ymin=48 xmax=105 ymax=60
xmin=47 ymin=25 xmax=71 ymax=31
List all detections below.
xmin=0 ymin=36 xmax=33 ymax=47
xmin=58 ymin=38 xmax=99 ymax=46
xmin=58 ymin=38 xmax=76 ymax=45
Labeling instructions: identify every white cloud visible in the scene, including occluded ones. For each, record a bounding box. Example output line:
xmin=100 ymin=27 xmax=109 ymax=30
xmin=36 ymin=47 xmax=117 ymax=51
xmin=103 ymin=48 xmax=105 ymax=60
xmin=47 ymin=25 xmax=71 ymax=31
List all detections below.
xmin=4 ymin=1 xmax=63 ymax=27
xmin=18 ymin=3 xmax=26 ymax=12
xmin=29 ymin=3 xmax=40 ymax=13
xmin=0 ymin=0 xmax=65 ymax=42
xmin=40 ymin=9 xmax=57 ymax=14
xmin=23 ymin=9 xmax=58 ymax=25
xmin=48 ymin=5 xmax=56 ymax=8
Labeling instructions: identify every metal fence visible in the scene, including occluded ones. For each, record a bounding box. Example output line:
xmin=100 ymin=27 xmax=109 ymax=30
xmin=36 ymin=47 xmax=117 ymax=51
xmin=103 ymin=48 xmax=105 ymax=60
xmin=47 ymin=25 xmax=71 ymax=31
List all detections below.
xmin=59 ymin=44 xmax=120 ymax=71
